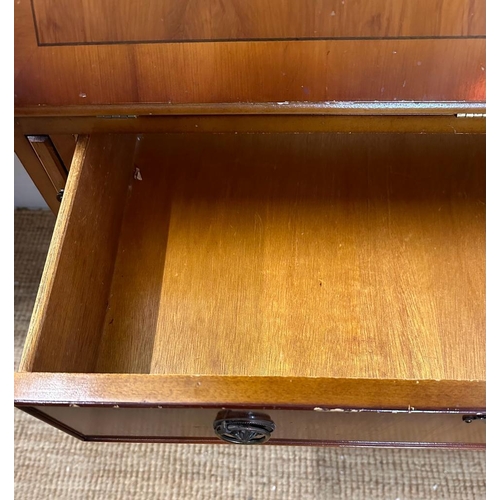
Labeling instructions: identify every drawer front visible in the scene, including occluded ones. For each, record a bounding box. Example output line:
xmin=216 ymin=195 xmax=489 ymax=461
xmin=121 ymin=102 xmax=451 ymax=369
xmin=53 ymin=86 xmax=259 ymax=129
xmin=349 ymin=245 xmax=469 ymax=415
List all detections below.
xmin=32 ymin=0 xmax=485 ymax=45
xmin=22 ymin=406 xmax=486 ymax=447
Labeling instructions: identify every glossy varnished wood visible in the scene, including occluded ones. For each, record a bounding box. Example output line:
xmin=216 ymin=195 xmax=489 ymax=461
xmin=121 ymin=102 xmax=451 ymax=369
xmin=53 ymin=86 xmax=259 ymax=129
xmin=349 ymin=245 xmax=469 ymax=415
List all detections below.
xmin=32 ymin=0 xmax=485 ymax=45
xmin=13 ymin=39 xmax=486 ymax=107
xmin=15 ymin=114 xmax=486 ymax=136
xmin=14 ymin=101 xmax=487 ymax=117
xmin=15 ymin=0 xmax=485 ymax=108
xmin=20 ymin=405 xmax=486 ymax=448
xmin=19 ymin=135 xmax=137 ymax=373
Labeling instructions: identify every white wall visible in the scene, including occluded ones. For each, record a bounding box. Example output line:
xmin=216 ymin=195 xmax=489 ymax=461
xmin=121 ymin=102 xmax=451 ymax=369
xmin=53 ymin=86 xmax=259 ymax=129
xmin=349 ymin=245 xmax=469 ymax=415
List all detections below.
xmin=14 ymin=154 xmax=48 ymax=209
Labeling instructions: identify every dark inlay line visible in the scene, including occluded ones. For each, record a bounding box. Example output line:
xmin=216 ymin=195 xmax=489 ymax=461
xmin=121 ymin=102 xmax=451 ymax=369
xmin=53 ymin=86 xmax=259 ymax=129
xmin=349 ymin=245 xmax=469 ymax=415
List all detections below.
xmin=36 ymin=34 xmax=486 ymax=48
xmin=29 ymin=0 xmax=42 ymax=47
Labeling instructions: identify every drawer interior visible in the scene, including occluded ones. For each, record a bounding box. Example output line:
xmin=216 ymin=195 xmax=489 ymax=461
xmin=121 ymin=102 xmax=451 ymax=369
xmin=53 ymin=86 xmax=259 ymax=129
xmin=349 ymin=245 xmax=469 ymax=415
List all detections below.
xmin=19 ymin=132 xmax=485 ymax=384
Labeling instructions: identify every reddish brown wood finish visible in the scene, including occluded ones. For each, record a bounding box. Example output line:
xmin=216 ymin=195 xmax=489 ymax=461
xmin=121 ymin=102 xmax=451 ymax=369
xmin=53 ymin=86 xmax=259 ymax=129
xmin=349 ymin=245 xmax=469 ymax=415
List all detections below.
xmin=15 ymin=0 xmax=485 ymax=109
xmin=14 ymin=0 xmax=487 ymax=447
xmin=15 ymin=114 xmax=486 ymax=136
xmin=18 ymin=404 xmax=486 ymax=448
xmin=32 ymin=0 xmax=485 ymax=45
xmin=14 ymin=101 xmax=487 ymax=117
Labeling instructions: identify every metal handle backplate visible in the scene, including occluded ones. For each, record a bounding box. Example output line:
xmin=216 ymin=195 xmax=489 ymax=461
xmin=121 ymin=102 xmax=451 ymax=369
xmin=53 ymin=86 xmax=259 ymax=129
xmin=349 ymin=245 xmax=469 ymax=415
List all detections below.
xmin=213 ymin=410 xmax=276 ymax=445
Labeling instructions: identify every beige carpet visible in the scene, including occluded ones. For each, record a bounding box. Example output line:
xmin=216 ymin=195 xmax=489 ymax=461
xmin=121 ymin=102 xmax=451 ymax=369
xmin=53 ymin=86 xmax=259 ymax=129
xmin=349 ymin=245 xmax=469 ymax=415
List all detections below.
xmin=14 ymin=210 xmax=486 ymax=500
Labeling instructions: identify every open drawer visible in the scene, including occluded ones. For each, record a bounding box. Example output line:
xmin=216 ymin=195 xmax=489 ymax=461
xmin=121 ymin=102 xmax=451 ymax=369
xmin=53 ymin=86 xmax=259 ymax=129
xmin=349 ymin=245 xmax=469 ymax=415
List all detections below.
xmin=15 ymin=132 xmax=486 ymax=447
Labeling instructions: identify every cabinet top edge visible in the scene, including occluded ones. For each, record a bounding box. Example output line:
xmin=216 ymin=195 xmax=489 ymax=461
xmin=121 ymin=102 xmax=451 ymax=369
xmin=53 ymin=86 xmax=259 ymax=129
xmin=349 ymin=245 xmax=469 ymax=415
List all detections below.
xmin=14 ymin=101 xmax=486 ymax=118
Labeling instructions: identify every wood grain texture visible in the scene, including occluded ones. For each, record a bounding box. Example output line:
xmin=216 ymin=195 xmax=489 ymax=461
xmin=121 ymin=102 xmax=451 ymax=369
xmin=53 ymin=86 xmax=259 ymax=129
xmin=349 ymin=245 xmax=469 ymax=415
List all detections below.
xmin=15 ymin=132 xmax=485 ymax=425
xmin=14 ymin=373 xmax=486 ymax=410
xmin=18 ymin=134 xmax=137 ymax=373
xmin=15 ymin=114 xmax=487 ymax=136
xmin=29 ymin=405 xmax=486 ymax=447
xmin=13 ymin=110 xmax=486 ymax=218
xmin=92 ymin=133 xmax=485 ymax=382
xmin=32 ymin=0 xmax=485 ymax=45
xmin=14 ymin=0 xmax=485 ymax=108
xmin=95 ymin=139 xmax=175 ymax=373
xmin=14 ymin=124 xmax=59 ymax=214
xmin=27 ymin=135 xmax=67 ymax=192
xmin=13 ymin=38 xmax=487 ymax=107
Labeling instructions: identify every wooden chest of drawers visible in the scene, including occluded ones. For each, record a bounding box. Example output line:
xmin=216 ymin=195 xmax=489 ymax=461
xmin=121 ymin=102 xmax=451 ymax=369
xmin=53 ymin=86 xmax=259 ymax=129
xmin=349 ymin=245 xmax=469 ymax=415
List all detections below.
xmin=14 ymin=0 xmax=485 ymax=447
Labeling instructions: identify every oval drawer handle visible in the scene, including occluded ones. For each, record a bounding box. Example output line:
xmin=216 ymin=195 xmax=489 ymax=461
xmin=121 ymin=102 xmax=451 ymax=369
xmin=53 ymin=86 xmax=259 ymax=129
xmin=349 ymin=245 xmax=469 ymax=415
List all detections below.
xmin=213 ymin=410 xmax=275 ymax=445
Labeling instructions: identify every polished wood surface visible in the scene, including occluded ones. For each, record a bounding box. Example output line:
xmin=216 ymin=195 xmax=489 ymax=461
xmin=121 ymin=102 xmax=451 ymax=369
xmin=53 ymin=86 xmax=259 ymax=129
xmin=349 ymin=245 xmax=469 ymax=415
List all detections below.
xmin=13 ymin=39 xmax=486 ymax=107
xmin=14 ymin=101 xmax=488 ymax=117
xmin=14 ymin=372 xmax=486 ymax=410
xmin=15 ymin=0 xmax=485 ymax=109
xmin=19 ymin=135 xmax=137 ymax=372
xmin=33 ymin=0 xmax=485 ymax=45
xmin=25 ymin=405 xmax=485 ymax=447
